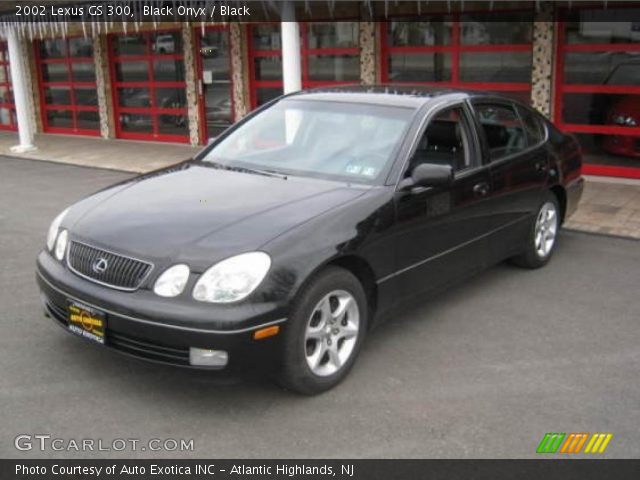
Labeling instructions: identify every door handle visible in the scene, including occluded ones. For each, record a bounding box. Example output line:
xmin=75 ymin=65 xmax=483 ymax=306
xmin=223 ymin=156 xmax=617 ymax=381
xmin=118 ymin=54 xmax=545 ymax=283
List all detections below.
xmin=473 ymin=182 xmax=490 ymax=197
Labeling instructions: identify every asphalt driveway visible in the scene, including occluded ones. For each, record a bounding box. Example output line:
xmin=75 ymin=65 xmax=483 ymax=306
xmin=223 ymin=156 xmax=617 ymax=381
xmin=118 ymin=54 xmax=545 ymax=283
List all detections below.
xmin=1 ymin=156 xmax=639 ymax=458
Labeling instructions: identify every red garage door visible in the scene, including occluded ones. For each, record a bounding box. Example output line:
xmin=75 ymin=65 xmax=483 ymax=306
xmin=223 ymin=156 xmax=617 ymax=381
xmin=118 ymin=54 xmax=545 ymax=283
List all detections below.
xmin=380 ymin=12 xmax=533 ymax=103
xmin=195 ymin=25 xmax=234 ymax=142
xmin=35 ymin=37 xmax=99 ymax=135
xmin=108 ymin=30 xmax=189 ymax=143
xmin=555 ymin=7 xmax=640 ymax=179
xmin=0 ymin=42 xmax=16 ymax=131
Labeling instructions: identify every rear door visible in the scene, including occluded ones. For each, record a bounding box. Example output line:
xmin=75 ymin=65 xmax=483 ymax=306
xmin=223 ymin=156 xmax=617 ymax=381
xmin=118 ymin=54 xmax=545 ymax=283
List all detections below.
xmin=470 ymin=100 xmax=549 ymax=262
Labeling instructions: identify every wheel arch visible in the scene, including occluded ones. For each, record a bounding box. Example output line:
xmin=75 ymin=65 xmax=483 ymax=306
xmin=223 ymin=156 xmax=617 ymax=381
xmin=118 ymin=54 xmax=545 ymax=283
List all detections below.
xmin=293 ymin=254 xmax=378 ymax=329
xmin=327 ymin=255 xmax=378 ymax=325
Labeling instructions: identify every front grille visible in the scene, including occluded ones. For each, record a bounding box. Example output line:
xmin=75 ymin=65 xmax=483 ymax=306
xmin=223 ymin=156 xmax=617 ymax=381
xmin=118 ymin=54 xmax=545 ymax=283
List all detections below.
xmin=67 ymin=241 xmax=153 ymax=291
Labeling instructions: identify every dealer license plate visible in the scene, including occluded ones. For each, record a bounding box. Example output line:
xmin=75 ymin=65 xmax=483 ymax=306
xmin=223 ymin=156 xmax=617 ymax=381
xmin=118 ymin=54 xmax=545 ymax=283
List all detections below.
xmin=67 ymin=301 xmax=106 ymax=345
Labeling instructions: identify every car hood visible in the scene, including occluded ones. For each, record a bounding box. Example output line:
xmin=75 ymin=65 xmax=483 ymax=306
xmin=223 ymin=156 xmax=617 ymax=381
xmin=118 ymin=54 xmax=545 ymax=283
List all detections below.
xmin=67 ymin=163 xmax=368 ymax=268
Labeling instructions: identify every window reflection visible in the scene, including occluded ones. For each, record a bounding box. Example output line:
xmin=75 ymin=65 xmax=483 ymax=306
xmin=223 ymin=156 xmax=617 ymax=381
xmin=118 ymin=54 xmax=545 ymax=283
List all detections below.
xmin=254 ymin=57 xmax=282 ymax=81
xmin=388 ymin=19 xmax=452 ymax=46
xmin=252 ymin=25 xmax=280 ymax=50
xmin=69 ymin=38 xmax=93 ymax=57
xmin=118 ymin=88 xmax=151 ymax=108
xmin=156 ymin=88 xmax=186 ymax=109
xmin=565 ymin=10 xmax=640 ymax=44
xmin=114 ymin=35 xmax=146 ymax=56
xmin=256 ymin=87 xmax=283 ymax=106
xmin=40 ymin=39 xmax=66 ymax=59
xmin=460 ymin=52 xmax=532 ymax=83
xmin=564 ymin=52 xmax=640 ymax=85
xmin=388 ymin=53 xmax=451 ymax=82
xmin=158 ymin=114 xmax=188 ymax=136
xmin=307 ymin=23 xmax=358 ymax=48
xmin=115 ymin=62 xmax=149 ymax=82
xmin=77 ymin=111 xmax=100 ymax=130
xmin=74 ymin=88 xmax=98 ymax=106
xmin=120 ymin=113 xmax=153 ymax=133
xmin=460 ymin=13 xmax=532 ymax=44
xmin=151 ymin=32 xmax=182 ymax=55
xmin=71 ymin=63 xmax=96 ymax=82
xmin=153 ymin=59 xmax=184 ymax=82
xmin=200 ymin=29 xmax=233 ymax=137
xmin=46 ymin=110 xmax=73 ymax=128
xmin=307 ymin=55 xmax=360 ymax=81
xmin=42 ymin=63 xmax=69 ymax=82
xmin=45 ymin=87 xmax=71 ymax=105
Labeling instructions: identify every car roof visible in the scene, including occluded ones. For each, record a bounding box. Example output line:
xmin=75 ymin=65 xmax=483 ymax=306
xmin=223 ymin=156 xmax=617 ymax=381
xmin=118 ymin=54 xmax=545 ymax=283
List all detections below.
xmin=288 ymin=84 xmax=480 ymax=109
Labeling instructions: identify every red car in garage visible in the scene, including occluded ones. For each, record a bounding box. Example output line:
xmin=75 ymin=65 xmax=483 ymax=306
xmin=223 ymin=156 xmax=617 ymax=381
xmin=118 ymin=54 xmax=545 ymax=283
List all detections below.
xmin=602 ymin=63 xmax=640 ymax=159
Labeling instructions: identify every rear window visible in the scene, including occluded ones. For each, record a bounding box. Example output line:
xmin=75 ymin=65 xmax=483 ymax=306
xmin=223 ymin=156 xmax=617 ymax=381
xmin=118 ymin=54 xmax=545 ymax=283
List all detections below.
xmin=516 ymin=105 xmax=546 ymax=146
xmin=474 ymin=103 xmax=527 ymax=161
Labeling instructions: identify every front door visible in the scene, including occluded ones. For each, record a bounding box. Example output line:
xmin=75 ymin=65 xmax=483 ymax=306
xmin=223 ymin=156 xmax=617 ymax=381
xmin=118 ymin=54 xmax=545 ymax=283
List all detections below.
xmin=388 ymin=103 xmax=496 ymax=303
xmin=196 ymin=27 xmax=234 ymax=142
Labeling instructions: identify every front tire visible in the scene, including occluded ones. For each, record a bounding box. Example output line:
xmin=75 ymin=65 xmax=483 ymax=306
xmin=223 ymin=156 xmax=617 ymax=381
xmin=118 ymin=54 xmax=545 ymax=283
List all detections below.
xmin=277 ymin=267 xmax=367 ymax=395
xmin=512 ymin=192 xmax=560 ymax=269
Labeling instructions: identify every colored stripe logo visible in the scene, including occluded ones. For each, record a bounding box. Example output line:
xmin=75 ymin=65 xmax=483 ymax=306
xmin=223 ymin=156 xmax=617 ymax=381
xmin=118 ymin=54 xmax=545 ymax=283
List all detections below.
xmin=537 ymin=433 xmax=613 ymax=454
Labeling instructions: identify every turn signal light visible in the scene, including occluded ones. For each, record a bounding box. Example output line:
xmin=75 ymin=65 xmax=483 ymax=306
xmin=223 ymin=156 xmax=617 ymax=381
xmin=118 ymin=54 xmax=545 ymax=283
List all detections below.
xmin=253 ymin=325 xmax=280 ymax=340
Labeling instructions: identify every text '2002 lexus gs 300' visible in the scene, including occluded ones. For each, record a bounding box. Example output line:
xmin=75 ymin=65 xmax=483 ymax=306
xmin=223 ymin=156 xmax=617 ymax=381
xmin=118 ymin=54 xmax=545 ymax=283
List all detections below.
xmin=36 ymin=86 xmax=583 ymax=394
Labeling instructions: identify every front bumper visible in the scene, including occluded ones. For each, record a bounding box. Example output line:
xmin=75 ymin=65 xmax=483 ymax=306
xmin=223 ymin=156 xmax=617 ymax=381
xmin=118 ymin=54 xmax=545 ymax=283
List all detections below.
xmin=36 ymin=251 xmax=287 ymax=370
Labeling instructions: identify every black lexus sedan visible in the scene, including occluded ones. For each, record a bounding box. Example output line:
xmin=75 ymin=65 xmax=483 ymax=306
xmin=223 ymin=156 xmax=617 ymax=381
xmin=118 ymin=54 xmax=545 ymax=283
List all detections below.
xmin=37 ymin=86 xmax=584 ymax=394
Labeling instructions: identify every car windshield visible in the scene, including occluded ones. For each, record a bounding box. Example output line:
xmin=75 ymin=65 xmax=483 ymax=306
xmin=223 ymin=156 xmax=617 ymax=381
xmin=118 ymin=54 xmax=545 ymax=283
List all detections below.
xmin=200 ymin=99 xmax=414 ymax=184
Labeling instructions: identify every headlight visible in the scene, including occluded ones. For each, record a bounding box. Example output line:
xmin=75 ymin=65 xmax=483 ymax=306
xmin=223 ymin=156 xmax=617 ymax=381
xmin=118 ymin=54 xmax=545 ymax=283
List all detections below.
xmin=192 ymin=252 xmax=271 ymax=303
xmin=154 ymin=264 xmax=190 ymax=298
xmin=46 ymin=208 xmax=69 ymax=251
xmin=54 ymin=229 xmax=68 ymax=261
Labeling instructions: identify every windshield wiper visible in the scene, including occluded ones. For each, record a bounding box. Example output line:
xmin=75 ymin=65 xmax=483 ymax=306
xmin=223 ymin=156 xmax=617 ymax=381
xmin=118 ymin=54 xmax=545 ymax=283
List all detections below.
xmin=240 ymin=167 xmax=288 ymax=180
xmin=205 ymin=161 xmax=288 ymax=180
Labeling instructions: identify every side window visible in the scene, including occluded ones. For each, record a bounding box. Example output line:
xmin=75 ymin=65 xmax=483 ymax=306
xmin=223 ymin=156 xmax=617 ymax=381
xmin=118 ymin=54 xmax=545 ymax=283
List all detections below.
xmin=516 ymin=105 xmax=546 ymax=146
xmin=408 ymin=106 xmax=474 ymax=175
xmin=475 ymin=103 xmax=527 ymax=161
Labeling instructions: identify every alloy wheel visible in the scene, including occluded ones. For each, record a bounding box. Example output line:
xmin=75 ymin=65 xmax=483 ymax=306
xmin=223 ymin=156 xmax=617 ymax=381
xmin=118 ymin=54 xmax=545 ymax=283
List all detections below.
xmin=304 ymin=289 xmax=360 ymax=377
xmin=534 ymin=201 xmax=558 ymax=258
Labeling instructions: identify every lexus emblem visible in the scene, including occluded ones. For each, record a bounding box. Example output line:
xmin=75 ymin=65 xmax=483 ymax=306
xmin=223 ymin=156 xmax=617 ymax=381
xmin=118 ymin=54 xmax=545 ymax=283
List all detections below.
xmin=92 ymin=258 xmax=108 ymax=274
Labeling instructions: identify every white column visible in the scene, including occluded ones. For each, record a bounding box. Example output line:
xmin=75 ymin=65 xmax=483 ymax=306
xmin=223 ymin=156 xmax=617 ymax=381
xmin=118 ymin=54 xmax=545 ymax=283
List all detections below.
xmin=7 ymin=28 xmax=36 ymax=152
xmin=280 ymin=2 xmax=301 ymax=94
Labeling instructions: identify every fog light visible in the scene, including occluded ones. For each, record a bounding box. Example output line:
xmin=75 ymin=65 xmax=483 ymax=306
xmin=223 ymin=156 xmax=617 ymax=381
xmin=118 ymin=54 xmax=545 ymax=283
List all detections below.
xmin=189 ymin=348 xmax=228 ymax=367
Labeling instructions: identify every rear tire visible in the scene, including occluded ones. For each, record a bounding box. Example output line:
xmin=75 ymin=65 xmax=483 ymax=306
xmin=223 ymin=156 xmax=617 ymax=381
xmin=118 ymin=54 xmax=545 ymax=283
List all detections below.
xmin=277 ymin=267 xmax=367 ymax=395
xmin=511 ymin=192 xmax=560 ymax=269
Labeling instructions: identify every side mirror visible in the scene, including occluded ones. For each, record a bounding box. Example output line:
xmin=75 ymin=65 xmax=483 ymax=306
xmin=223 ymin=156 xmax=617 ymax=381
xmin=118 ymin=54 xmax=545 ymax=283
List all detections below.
xmin=400 ymin=164 xmax=453 ymax=191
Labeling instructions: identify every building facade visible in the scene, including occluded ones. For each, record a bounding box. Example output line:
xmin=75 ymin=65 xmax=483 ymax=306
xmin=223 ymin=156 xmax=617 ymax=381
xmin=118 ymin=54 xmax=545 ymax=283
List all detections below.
xmin=1 ymin=1 xmax=639 ymax=179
